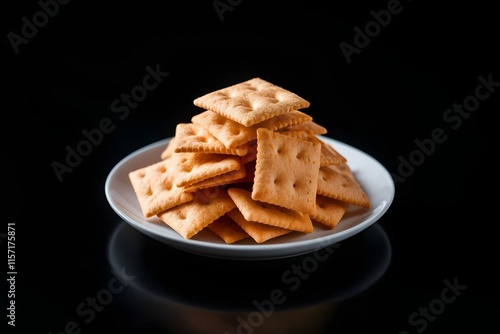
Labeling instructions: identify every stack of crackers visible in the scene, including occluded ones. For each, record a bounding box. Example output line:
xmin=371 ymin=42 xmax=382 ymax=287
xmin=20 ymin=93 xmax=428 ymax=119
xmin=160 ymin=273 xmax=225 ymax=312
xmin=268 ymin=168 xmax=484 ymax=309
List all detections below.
xmin=128 ymin=77 xmax=370 ymax=244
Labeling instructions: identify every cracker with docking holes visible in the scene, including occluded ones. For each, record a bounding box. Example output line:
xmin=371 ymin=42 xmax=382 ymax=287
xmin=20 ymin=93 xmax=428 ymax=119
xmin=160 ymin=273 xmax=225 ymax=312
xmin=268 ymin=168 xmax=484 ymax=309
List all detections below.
xmin=227 ymin=188 xmax=314 ymax=233
xmin=193 ymin=77 xmax=310 ymax=127
xmin=160 ymin=137 xmax=176 ymax=160
xmin=157 ymin=187 xmax=235 ymax=240
xmin=300 ymin=134 xmax=347 ymax=167
xmin=183 ymin=164 xmax=247 ymax=192
xmin=127 ymin=77 xmax=371 ymax=244
xmin=227 ymin=208 xmax=293 ymax=243
xmin=173 ymin=151 xmax=243 ymax=188
xmin=191 ymin=109 xmax=312 ymax=149
xmin=173 ymin=123 xmax=249 ymax=156
xmin=208 ymin=214 xmax=251 ymax=244
xmin=278 ymin=120 xmax=327 ymax=135
xmin=317 ymin=163 xmax=371 ymax=208
xmin=128 ymin=159 xmax=194 ymax=218
xmin=311 ymin=195 xmax=350 ymax=229
xmin=252 ymin=128 xmax=321 ymax=216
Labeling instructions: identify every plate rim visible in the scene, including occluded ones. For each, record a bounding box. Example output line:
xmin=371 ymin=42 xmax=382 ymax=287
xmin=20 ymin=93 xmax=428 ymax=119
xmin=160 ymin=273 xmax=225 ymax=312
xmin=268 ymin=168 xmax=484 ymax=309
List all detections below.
xmin=104 ymin=136 xmax=395 ymax=260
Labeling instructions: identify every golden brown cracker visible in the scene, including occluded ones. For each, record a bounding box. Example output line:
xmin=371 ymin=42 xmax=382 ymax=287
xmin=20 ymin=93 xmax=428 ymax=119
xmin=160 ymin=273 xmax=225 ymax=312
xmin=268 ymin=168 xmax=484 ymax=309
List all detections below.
xmin=128 ymin=159 xmax=194 ymax=218
xmin=192 ymin=109 xmax=313 ymax=149
xmin=160 ymin=137 xmax=176 ymax=160
xmin=321 ymin=141 xmax=348 ymax=166
xmin=227 ymin=188 xmax=313 ymax=233
xmin=311 ymin=195 xmax=350 ymax=229
xmin=174 ymin=152 xmax=242 ymax=188
xmin=183 ymin=165 xmax=247 ymax=192
xmin=173 ymin=123 xmax=248 ymax=156
xmin=277 ymin=130 xmax=312 ymax=139
xmin=301 ymin=135 xmax=347 ymax=166
xmin=157 ymin=187 xmax=235 ymax=239
xmin=279 ymin=121 xmax=327 ymax=135
xmin=252 ymin=128 xmax=321 ymax=215
xmin=193 ymin=77 xmax=310 ymax=127
xmin=317 ymin=163 xmax=371 ymax=208
xmin=208 ymin=214 xmax=250 ymax=244
xmin=227 ymin=208 xmax=293 ymax=243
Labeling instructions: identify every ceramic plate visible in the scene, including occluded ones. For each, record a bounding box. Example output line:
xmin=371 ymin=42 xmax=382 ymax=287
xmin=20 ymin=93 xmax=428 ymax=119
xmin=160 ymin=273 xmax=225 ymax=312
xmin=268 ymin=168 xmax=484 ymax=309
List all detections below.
xmin=104 ymin=136 xmax=395 ymax=260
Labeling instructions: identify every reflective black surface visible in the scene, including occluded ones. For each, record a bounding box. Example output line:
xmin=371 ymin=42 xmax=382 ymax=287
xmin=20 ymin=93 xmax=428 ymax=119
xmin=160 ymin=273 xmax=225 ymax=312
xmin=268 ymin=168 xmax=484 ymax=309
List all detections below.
xmin=2 ymin=1 xmax=499 ymax=333
xmin=107 ymin=221 xmax=391 ymax=334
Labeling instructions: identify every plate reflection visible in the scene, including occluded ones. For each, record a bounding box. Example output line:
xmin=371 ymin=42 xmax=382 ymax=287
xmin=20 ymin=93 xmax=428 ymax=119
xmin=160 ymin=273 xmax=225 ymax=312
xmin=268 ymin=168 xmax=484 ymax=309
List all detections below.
xmin=107 ymin=221 xmax=391 ymax=334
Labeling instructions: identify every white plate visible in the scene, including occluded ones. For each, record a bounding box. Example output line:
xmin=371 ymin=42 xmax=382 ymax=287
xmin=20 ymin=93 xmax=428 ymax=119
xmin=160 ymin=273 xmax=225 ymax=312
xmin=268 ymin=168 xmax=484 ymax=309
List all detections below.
xmin=104 ymin=136 xmax=395 ymax=260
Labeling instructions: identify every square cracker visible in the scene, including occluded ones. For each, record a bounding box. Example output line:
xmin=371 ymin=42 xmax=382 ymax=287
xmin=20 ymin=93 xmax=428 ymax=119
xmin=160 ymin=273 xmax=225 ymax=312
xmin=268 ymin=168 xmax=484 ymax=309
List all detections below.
xmin=279 ymin=121 xmax=327 ymax=135
xmin=183 ymin=165 xmax=247 ymax=192
xmin=160 ymin=137 xmax=176 ymax=160
xmin=157 ymin=187 xmax=236 ymax=239
xmin=252 ymin=128 xmax=321 ymax=215
xmin=207 ymin=214 xmax=250 ymax=244
xmin=173 ymin=123 xmax=248 ymax=156
xmin=279 ymin=132 xmax=347 ymax=166
xmin=317 ymin=163 xmax=371 ymax=208
xmin=193 ymin=77 xmax=310 ymax=127
xmin=227 ymin=208 xmax=293 ymax=244
xmin=321 ymin=141 xmax=348 ymax=166
xmin=227 ymin=187 xmax=313 ymax=233
xmin=173 ymin=151 xmax=242 ymax=188
xmin=191 ymin=109 xmax=312 ymax=149
xmin=128 ymin=159 xmax=194 ymax=218
xmin=301 ymin=135 xmax=347 ymax=166
xmin=311 ymin=195 xmax=350 ymax=229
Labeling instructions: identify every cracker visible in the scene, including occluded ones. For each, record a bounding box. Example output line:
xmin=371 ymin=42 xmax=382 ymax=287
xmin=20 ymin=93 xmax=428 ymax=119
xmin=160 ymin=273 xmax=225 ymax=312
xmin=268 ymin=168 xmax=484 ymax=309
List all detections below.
xmin=157 ymin=187 xmax=235 ymax=239
xmin=317 ymin=163 xmax=371 ymax=208
xmin=279 ymin=132 xmax=347 ymax=166
xmin=301 ymin=135 xmax=347 ymax=166
xmin=240 ymin=144 xmax=257 ymax=164
xmin=193 ymin=77 xmax=310 ymax=127
xmin=227 ymin=208 xmax=293 ymax=243
xmin=207 ymin=214 xmax=250 ymax=244
xmin=128 ymin=159 xmax=194 ymax=218
xmin=160 ymin=137 xmax=176 ymax=160
xmin=174 ymin=152 xmax=242 ymax=188
xmin=183 ymin=165 xmax=247 ymax=192
xmin=279 ymin=121 xmax=327 ymax=135
xmin=277 ymin=130 xmax=312 ymax=138
xmin=321 ymin=141 xmax=348 ymax=166
xmin=227 ymin=188 xmax=313 ymax=233
xmin=173 ymin=123 xmax=248 ymax=156
xmin=227 ymin=160 xmax=256 ymax=185
xmin=311 ymin=195 xmax=350 ymax=229
xmin=127 ymin=77 xmax=372 ymax=243
xmin=252 ymin=128 xmax=321 ymax=215
xmin=192 ymin=110 xmax=312 ymax=149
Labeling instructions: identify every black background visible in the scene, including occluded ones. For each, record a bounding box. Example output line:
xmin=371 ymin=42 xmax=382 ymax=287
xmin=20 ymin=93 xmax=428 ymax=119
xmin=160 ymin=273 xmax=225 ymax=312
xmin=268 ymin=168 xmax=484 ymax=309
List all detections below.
xmin=2 ymin=1 xmax=499 ymax=333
